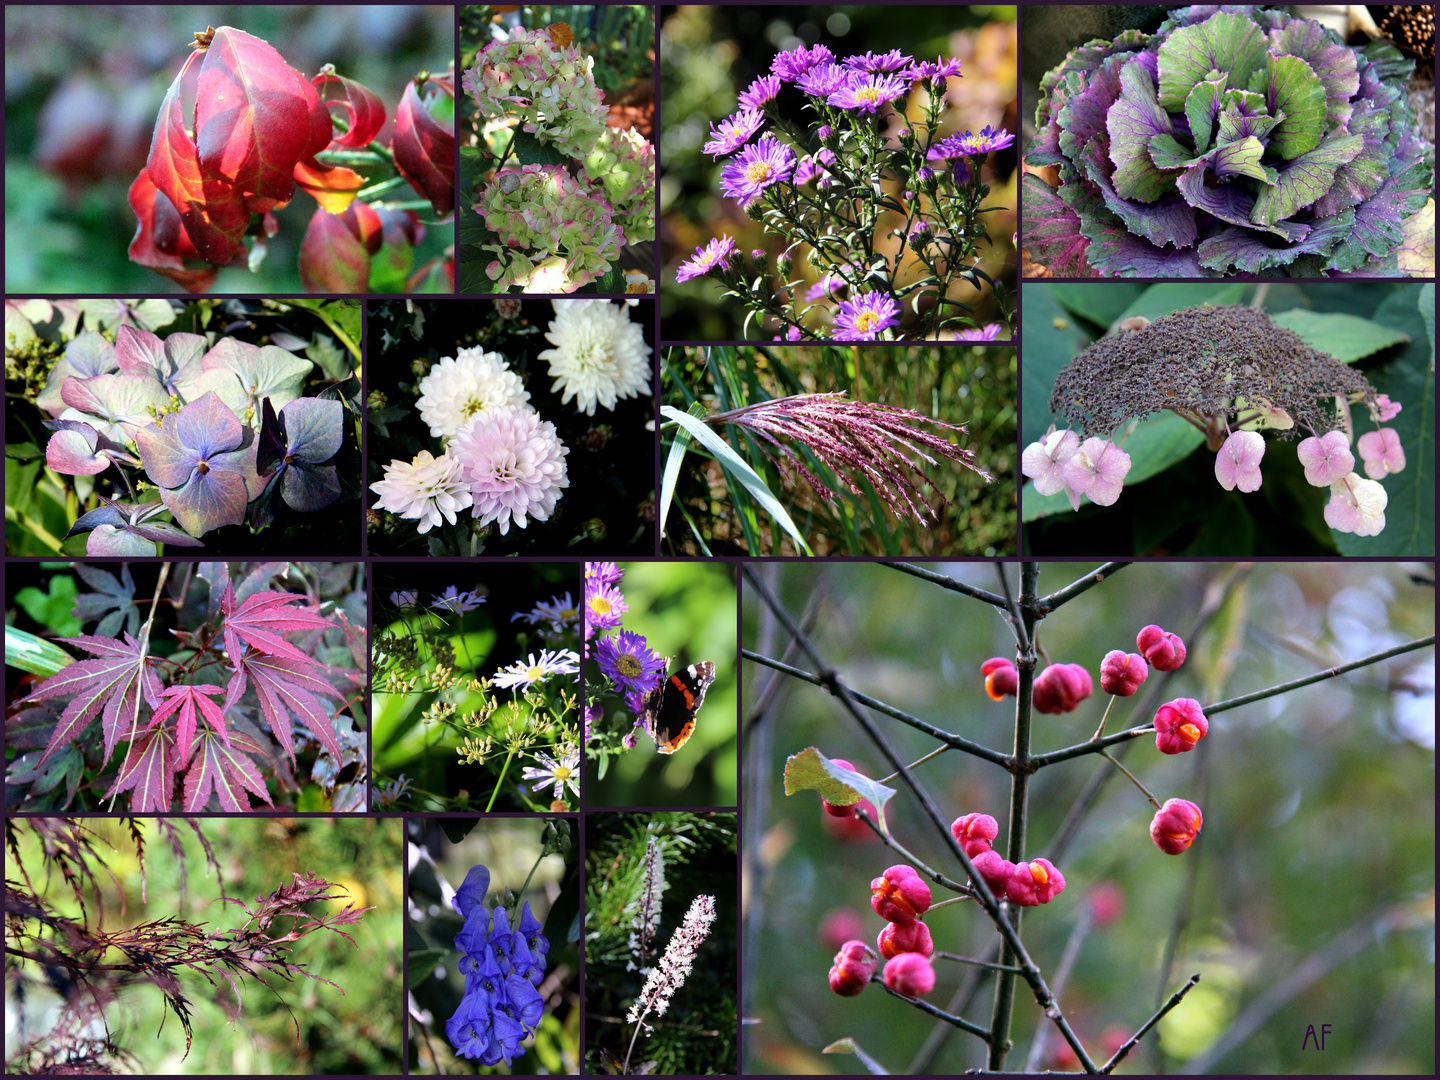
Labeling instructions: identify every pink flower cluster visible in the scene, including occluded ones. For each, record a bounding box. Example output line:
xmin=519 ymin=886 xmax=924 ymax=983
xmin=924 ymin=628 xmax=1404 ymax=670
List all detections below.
xmin=1020 ymin=429 xmax=1131 ymax=509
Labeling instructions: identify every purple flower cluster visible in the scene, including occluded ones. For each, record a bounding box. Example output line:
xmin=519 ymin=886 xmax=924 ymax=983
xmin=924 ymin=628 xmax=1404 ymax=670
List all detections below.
xmin=446 ymin=865 xmax=550 ymax=1065
xmin=584 ymin=562 xmax=668 ymax=749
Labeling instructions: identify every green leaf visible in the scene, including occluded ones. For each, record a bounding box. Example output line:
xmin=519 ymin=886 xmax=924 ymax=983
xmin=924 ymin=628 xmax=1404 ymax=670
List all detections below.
xmin=16 ymin=575 xmax=81 ymax=635
xmin=1118 ymin=282 xmax=1247 ymax=325
xmin=409 ymin=948 xmax=449 ymax=985
xmin=1121 ymin=413 xmax=1208 ymax=486
xmin=1048 ymin=283 xmax=1146 ymax=329
xmin=1184 ymin=74 xmax=1228 ymax=156
xmin=660 ymin=405 xmax=814 ymax=556
xmin=783 ymin=746 xmax=896 ymax=831
xmin=1269 ymin=311 xmax=1410 ymax=363
xmin=306 ymin=332 xmax=351 ymax=381
xmin=5 ymin=626 xmax=76 ymax=677
xmin=510 ymin=129 xmax=572 ymax=167
xmin=822 ymin=1039 xmax=890 ymax=1075
xmin=657 ymin=405 xmax=695 ymax=546
xmin=1419 ymin=284 xmax=1434 ymax=369
xmin=1250 ymin=132 xmax=1363 ymax=227
xmin=1156 ymin=11 xmax=1266 ymax=109
xmin=1266 ymin=53 xmax=1327 ymax=159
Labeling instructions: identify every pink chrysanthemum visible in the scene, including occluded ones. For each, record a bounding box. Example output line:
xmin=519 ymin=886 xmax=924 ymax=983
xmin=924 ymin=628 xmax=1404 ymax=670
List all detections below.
xmin=452 ymin=407 xmax=570 ymax=536
xmin=719 ymin=138 xmax=795 ymax=203
xmin=827 ymin=73 xmax=909 ymax=114
xmin=675 ymin=235 xmax=737 ymax=283
xmin=702 ymin=107 xmax=767 ymax=157
xmin=370 ymin=450 xmax=474 ymax=534
xmin=833 ymin=292 xmax=901 ymax=340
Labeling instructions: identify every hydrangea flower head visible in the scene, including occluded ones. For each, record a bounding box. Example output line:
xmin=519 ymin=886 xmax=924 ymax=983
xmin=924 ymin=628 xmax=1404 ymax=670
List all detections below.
xmin=370 ymin=450 xmax=474 ymax=533
xmin=582 ymin=126 xmax=656 ymax=244
xmin=415 ymin=348 xmax=531 ymax=442
xmin=720 ymin=137 xmax=795 ymax=203
xmin=465 ymin=26 xmax=607 ymax=158
xmin=452 ymin=407 xmax=570 ymax=535
xmin=538 ymin=300 xmax=652 ymax=416
xmin=478 ymin=165 xmax=624 ymax=293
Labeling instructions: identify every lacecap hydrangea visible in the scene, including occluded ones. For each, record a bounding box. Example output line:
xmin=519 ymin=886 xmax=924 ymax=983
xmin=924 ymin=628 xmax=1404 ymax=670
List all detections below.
xmin=446 ymin=864 xmax=551 ymax=1065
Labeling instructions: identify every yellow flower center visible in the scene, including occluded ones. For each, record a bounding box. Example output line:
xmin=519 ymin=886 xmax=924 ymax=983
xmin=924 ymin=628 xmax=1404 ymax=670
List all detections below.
xmin=588 ymin=595 xmax=613 ymax=618
xmin=854 ymin=311 xmax=881 ymax=332
xmin=856 ymin=86 xmax=882 ymax=103
xmin=744 ymin=160 xmax=772 ymax=183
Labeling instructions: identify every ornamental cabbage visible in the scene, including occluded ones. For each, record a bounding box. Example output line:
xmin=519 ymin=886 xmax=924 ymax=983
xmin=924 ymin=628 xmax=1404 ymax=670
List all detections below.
xmin=1024 ymin=5 xmax=1433 ymax=276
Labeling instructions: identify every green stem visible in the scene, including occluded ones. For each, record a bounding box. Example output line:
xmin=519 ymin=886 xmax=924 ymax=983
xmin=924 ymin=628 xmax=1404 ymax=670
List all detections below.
xmin=357 ymin=176 xmax=411 ymax=200
xmin=485 ymin=748 xmax=516 ymax=812
xmin=1100 ymin=748 xmax=1162 ymax=809
xmin=5 ymin=505 xmax=65 ymax=553
xmin=1091 ymin=695 xmax=1118 ymax=740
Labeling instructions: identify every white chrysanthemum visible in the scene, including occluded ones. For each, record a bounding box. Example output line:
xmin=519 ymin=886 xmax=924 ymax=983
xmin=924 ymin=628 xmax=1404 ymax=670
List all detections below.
xmin=538 ymin=300 xmax=652 ymax=416
xmin=415 ymin=347 xmax=531 ymax=440
xmin=452 ymin=407 xmax=570 ymax=535
xmin=370 ymin=450 xmax=474 ymax=534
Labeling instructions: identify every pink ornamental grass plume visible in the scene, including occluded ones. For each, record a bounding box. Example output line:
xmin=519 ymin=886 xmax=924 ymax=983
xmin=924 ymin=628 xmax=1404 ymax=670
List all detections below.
xmin=707 ymin=391 xmax=992 ymax=526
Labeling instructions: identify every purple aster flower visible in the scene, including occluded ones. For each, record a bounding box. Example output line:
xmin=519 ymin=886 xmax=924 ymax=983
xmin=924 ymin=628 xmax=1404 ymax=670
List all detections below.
xmin=719 ymin=137 xmax=795 ymax=203
xmin=584 ymin=581 xmax=627 ymax=639
xmin=773 ymin=325 xmax=805 ymax=341
xmin=833 ymin=292 xmax=901 ymax=340
xmin=827 ymin=73 xmax=909 ymax=114
xmin=675 ymin=234 xmax=738 ymax=284
xmin=794 ymin=148 xmax=836 ymax=186
xmin=702 ymin=107 xmax=766 ymax=157
xmin=905 ymin=55 xmax=965 ymax=82
xmin=956 ymin=324 xmax=1006 ymax=342
xmin=584 ymin=561 xmax=624 ymax=588
xmin=595 ymin=629 xmax=666 ymax=694
xmin=805 ymin=272 xmax=846 ymax=302
xmin=796 ymin=62 xmax=859 ymax=98
xmin=928 ymin=125 xmax=1016 ymax=160
xmin=771 ymin=43 xmax=834 ymax=82
xmin=843 ymin=49 xmax=914 ymax=73
xmin=738 ymin=74 xmax=782 ymax=109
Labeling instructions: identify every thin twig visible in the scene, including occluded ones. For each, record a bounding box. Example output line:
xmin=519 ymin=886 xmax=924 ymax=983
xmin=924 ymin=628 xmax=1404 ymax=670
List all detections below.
xmin=1101 ymin=973 xmax=1201 ymax=1073
xmin=877 ymin=561 xmax=1009 ymax=607
xmin=1203 ymin=635 xmax=1435 ymax=716
xmin=933 ymin=952 xmax=1024 ymax=975
xmin=1033 ymin=562 xmax=1132 ymax=615
xmin=873 ymin=977 xmax=992 ymax=1040
xmin=994 ymin=562 xmax=1029 ymax=651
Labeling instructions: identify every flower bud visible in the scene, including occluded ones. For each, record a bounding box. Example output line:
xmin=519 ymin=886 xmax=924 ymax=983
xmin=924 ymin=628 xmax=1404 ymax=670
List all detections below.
xmin=915 ymin=165 xmax=937 ymax=192
xmin=1150 ymin=798 xmax=1203 ymax=855
xmin=829 ymin=939 xmax=878 ymax=996
xmin=410 ymin=358 xmax=430 ymax=378
xmin=1137 ymin=625 xmax=1186 ymax=671
xmin=878 ymin=918 xmax=933 ymax=959
xmin=870 ymin=864 xmax=931 ymax=924
xmin=818 ymin=124 xmax=840 ymax=149
xmin=883 ymin=951 xmax=935 ymax=997
xmin=744 ymin=197 xmax=767 ymax=222
xmin=1032 ymin=663 xmax=1093 ymax=714
xmin=950 ymin=812 xmax=999 ymax=858
xmin=1099 ymin=650 xmax=1148 ymax=697
xmin=1152 ymin=698 xmax=1208 ymax=754
xmin=367 ymin=390 xmax=389 ymax=411
xmin=981 ymin=657 xmax=1018 ymax=700
xmin=970 ymin=849 xmax=1013 ymax=899
xmin=751 ymin=248 xmax=768 ymax=269
xmin=951 ymin=158 xmax=970 ymax=185
xmin=897 ymin=127 xmax=913 ymax=141
xmin=822 ymin=758 xmax=861 ymax=818
xmin=1005 ymin=857 xmax=1066 ymax=907
xmin=775 ymin=253 xmax=793 ymax=276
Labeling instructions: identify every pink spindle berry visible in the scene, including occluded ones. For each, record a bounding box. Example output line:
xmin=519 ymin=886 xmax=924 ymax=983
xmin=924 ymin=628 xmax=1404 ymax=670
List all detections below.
xmin=950 ymin=812 xmax=1000 ymax=858
xmin=870 ymin=864 xmax=931 ymax=924
xmin=829 ymin=939 xmax=879 ymax=996
xmin=1032 ymin=663 xmax=1093 ymax=714
xmin=1099 ymin=650 xmax=1148 ymax=697
xmin=1136 ymin=625 xmax=1186 ymax=671
xmin=970 ymin=849 xmax=1013 ymax=899
xmin=822 ymin=758 xmax=862 ymax=818
xmin=882 ymin=951 xmax=936 ymax=997
xmin=1005 ymin=858 xmax=1066 ymax=907
xmin=981 ymin=657 xmax=1018 ymax=700
xmin=877 ymin=918 xmax=934 ymax=959
xmin=1151 ymin=798 xmax=1203 ymax=855
xmin=819 ymin=907 xmax=866 ymax=950
xmin=1153 ymin=698 xmax=1208 ymax=754
xmin=1088 ymin=882 xmax=1125 ymax=926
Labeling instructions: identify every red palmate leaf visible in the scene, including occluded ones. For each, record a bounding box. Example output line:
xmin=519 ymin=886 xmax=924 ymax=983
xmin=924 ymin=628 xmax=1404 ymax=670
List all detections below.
xmin=182 ymin=728 xmax=273 ymax=811
xmin=149 ymin=683 xmax=228 ymax=765
xmin=312 ymin=67 xmax=386 ymax=148
xmin=195 ymin=26 xmax=332 ymax=214
xmin=220 ymin=584 xmax=333 ymax=666
xmin=106 ymin=725 xmax=180 ymax=812
xmin=225 ymin=652 xmax=344 ymax=763
xmin=127 ymin=170 xmax=221 ymax=293
xmin=28 ymin=632 xmax=161 ymax=770
xmin=392 ymin=74 xmax=455 ymax=217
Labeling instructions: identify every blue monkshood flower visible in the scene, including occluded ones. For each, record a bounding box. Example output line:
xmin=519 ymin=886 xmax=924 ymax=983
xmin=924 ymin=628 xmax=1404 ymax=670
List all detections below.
xmin=453 ymin=864 xmax=492 ymax=918
xmin=445 ymin=991 xmax=494 ymax=1060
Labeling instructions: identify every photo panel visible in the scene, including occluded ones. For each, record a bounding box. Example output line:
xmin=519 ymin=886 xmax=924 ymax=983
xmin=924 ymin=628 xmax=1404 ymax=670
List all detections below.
xmin=7 ymin=815 xmax=402 ymax=1074
xmin=366 ymin=297 xmax=657 ymax=557
xmin=584 ymin=810 xmax=738 ymax=1075
xmin=7 ymin=561 xmax=367 ymax=813
xmin=584 ymin=560 xmax=739 ymax=809
xmin=742 ymin=560 xmax=1434 ymax=1073
xmin=371 ymin=562 xmax=581 ymax=814
xmin=406 ymin=814 xmax=580 ymax=1073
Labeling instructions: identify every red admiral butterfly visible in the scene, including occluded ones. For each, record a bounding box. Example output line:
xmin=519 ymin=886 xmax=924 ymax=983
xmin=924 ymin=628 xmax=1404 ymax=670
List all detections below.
xmin=641 ymin=660 xmax=716 ymax=754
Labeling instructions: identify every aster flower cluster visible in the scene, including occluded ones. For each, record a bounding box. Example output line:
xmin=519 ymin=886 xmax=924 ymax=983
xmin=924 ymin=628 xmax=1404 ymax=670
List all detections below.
xmin=462 ymin=22 xmax=656 ymax=294
xmin=445 ymin=864 xmax=551 ymax=1065
xmin=583 ymin=562 xmax=673 ymax=755
xmin=1022 ymin=305 xmax=1406 ymax=535
xmin=673 ymin=40 xmax=1014 ymax=340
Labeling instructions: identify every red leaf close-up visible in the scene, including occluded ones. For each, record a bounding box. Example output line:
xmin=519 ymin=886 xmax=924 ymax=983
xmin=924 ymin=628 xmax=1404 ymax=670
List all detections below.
xmin=392 ymin=73 xmax=455 ymax=217
xmin=28 ymin=631 xmax=162 ymax=770
xmin=298 ymin=203 xmax=374 ymax=292
xmin=312 ymin=66 xmax=387 ymax=149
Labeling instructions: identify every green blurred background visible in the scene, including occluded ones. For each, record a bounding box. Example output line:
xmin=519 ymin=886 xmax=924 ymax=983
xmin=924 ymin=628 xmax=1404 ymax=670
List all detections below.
xmin=659 ymin=5 xmax=1018 ymax=340
xmin=586 ymin=561 xmax=739 ymax=808
xmin=742 ymin=560 xmax=1434 ymax=1073
xmin=7 ymin=816 xmax=402 ymax=1074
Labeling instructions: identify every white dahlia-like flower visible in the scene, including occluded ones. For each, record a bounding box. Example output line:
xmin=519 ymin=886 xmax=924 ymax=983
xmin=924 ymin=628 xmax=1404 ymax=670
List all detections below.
xmin=415 ymin=347 xmax=531 ymax=440
xmin=370 ymin=450 xmax=474 ymax=534
xmin=452 ymin=407 xmax=570 ymax=535
xmin=538 ymin=300 xmax=652 ymax=416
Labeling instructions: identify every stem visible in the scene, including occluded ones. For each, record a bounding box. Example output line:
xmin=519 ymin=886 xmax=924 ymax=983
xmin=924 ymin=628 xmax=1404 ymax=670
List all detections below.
xmin=1034 ymin=562 xmax=1132 ymax=615
xmin=1203 ymin=635 xmax=1435 ymax=716
xmin=857 ymin=810 xmax=972 ymax=896
xmin=1099 ymin=748 xmax=1161 ymax=809
xmin=485 ymin=748 xmax=516 ymax=812
xmin=1091 ymin=695 xmax=1118 ymax=740
xmin=1102 ymin=973 xmax=1201 ymax=1073
xmin=876 ymin=743 xmax=951 ymax=783
xmin=878 ymin=560 xmax=1009 ymax=607
xmin=622 ymin=1007 xmax=648 ymax=1074
xmin=357 ymin=175 xmax=411 ymax=201
xmin=933 ymin=952 xmax=1024 ymax=975
xmin=874 ymin=976 xmax=992 ymax=1040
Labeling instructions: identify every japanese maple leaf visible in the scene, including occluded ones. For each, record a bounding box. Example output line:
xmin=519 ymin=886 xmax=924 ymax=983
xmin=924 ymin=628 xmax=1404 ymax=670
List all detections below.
xmin=28 ymin=631 xmax=161 ymax=769
xmin=106 ymin=725 xmax=180 ymax=812
xmin=221 ymin=583 xmax=333 ymax=667
xmin=149 ymin=682 xmax=227 ymax=765
xmin=224 ymin=651 xmax=345 ymax=763
xmin=182 ymin=728 xmax=273 ymax=811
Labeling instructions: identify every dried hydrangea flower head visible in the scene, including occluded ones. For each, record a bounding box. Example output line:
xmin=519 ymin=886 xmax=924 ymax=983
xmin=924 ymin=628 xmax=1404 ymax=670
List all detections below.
xmin=1048 ymin=304 xmax=1377 ymax=450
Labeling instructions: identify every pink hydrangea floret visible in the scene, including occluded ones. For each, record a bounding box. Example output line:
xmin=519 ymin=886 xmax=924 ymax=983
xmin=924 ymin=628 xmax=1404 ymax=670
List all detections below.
xmin=1356 ymin=428 xmax=1406 ymax=479
xmin=1214 ymin=430 xmax=1265 ymax=492
xmin=1061 ymin=437 xmax=1131 ymax=506
xmin=1324 ymin=473 xmax=1387 ymax=536
xmin=1296 ymin=430 xmax=1355 ymax=487
xmin=1021 ymin=429 xmax=1081 ymax=508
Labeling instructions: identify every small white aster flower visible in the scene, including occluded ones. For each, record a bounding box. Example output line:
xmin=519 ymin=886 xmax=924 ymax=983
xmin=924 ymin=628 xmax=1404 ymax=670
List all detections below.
xmin=519 ymin=744 xmax=581 ymax=801
xmin=452 ymin=406 xmax=570 ymax=535
xmin=369 ymin=450 xmax=474 ymax=533
xmin=512 ymin=591 xmax=581 ymax=635
xmin=538 ymin=300 xmax=653 ymax=415
xmin=492 ymin=648 xmax=581 ymax=691
xmin=415 ymin=346 xmax=532 ymax=440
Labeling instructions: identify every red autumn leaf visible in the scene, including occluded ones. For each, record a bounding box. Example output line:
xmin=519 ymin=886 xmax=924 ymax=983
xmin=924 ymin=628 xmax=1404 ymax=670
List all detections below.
xmin=195 ymin=26 xmax=332 ymax=214
xmin=392 ymin=74 xmax=455 ymax=217
xmin=148 ymin=682 xmax=228 ymax=766
xmin=312 ymin=67 xmax=387 ymax=149
xmin=106 ymin=725 xmax=180 ymax=812
xmin=221 ymin=584 xmax=334 ymax=667
xmin=347 ymin=199 xmax=385 ymax=254
xmin=298 ymin=205 xmax=371 ymax=292
xmin=293 ymin=158 xmax=367 ymax=213
xmin=27 ymin=631 xmax=162 ymax=770
xmin=225 ymin=652 xmax=345 ymax=763
xmin=182 ymin=728 xmax=273 ymax=811
xmin=376 ymin=206 xmax=424 ymax=249
xmin=127 ymin=170 xmax=221 ymax=293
